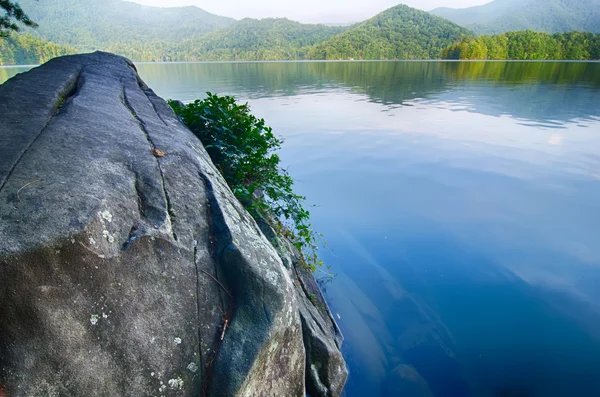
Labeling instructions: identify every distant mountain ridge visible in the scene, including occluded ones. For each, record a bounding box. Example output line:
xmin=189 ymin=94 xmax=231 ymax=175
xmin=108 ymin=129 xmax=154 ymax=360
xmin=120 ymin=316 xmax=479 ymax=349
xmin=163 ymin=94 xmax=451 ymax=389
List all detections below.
xmin=308 ymin=5 xmax=472 ymax=60
xmin=431 ymin=0 xmax=600 ymax=34
xmin=5 ymin=0 xmax=598 ymax=63
xmin=176 ymin=18 xmax=347 ymax=61
xmin=17 ymin=0 xmax=235 ymax=51
xmin=8 ymin=1 xmax=473 ymax=62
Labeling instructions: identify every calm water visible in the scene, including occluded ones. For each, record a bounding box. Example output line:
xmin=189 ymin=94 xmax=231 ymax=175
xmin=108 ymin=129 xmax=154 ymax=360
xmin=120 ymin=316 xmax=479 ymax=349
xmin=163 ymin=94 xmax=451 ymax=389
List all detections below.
xmin=3 ymin=61 xmax=600 ymax=396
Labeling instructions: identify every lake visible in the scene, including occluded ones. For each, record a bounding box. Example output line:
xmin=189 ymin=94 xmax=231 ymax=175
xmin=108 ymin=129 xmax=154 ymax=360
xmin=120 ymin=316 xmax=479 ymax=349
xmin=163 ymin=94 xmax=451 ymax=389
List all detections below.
xmin=3 ymin=61 xmax=600 ymax=396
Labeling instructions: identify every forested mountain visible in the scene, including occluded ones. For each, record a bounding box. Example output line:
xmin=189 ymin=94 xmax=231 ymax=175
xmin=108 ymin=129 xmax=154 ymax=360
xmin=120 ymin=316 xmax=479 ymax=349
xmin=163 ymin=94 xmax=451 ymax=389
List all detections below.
xmin=5 ymin=1 xmax=472 ymax=62
xmin=0 ymin=34 xmax=75 ymax=65
xmin=307 ymin=5 xmax=472 ymax=60
xmin=5 ymin=0 xmax=344 ymax=61
xmin=3 ymin=0 xmax=599 ymax=63
xmin=16 ymin=0 xmax=235 ymax=51
xmin=431 ymin=0 xmax=600 ymax=34
xmin=441 ymin=31 xmax=600 ymax=60
xmin=176 ymin=18 xmax=347 ymax=61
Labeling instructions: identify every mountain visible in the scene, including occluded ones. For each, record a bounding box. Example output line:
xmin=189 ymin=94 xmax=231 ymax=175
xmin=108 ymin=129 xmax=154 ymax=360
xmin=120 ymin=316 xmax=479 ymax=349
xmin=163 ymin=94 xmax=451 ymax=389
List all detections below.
xmin=17 ymin=0 xmax=235 ymax=51
xmin=177 ymin=18 xmax=347 ymax=61
xmin=431 ymin=0 xmax=600 ymax=34
xmin=308 ymin=4 xmax=472 ymax=60
xmin=12 ymin=0 xmax=343 ymax=61
xmin=3 ymin=3 xmax=472 ymax=62
xmin=0 ymin=34 xmax=75 ymax=65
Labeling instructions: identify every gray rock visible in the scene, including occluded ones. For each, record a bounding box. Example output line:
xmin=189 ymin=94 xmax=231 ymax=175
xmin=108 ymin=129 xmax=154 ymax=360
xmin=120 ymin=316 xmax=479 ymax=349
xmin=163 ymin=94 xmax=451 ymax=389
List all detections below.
xmin=257 ymin=220 xmax=348 ymax=397
xmin=0 ymin=52 xmax=347 ymax=397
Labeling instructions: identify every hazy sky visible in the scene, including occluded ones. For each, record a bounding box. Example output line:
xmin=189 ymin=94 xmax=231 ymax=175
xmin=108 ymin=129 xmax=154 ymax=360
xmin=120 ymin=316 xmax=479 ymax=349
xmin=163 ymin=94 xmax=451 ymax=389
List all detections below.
xmin=126 ymin=0 xmax=491 ymax=24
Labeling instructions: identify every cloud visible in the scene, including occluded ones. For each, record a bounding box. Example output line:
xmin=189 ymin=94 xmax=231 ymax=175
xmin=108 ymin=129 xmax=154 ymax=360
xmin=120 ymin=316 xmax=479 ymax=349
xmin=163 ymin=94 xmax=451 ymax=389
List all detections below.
xmin=548 ymin=134 xmax=563 ymax=146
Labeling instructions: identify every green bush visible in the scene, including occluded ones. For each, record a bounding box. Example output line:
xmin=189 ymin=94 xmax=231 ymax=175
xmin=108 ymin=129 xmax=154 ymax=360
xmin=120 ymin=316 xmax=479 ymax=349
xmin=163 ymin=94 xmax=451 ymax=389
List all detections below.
xmin=169 ymin=93 xmax=323 ymax=271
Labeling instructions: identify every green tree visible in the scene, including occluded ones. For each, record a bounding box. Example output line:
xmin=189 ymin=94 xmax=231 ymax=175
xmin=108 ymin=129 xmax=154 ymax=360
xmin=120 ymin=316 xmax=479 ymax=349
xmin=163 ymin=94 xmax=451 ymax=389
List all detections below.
xmin=441 ymin=31 xmax=599 ymax=60
xmin=0 ymin=33 xmax=74 ymax=65
xmin=169 ymin=94 xmax=324 ymax=271
xmin=1 ymin=0 xmax=36 ymax=37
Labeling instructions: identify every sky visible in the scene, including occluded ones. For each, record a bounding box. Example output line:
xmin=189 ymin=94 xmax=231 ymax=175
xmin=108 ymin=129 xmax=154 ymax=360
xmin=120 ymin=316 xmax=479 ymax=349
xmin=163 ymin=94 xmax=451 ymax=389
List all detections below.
xmin=126 ymin=0 xmax=491 ymax=24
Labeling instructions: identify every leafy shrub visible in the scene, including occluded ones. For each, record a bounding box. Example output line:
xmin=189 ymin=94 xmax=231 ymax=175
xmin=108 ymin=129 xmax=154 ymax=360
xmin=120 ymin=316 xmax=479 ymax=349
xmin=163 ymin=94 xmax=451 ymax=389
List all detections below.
xmin=169 ymin=93 xmax=323 ymax=271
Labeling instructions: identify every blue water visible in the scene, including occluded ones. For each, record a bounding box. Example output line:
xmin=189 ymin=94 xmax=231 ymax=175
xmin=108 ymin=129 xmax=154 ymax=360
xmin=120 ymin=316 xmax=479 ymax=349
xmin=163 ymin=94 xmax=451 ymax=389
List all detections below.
xmin=4 ymin=61 xmax=600 ymax=396
xmin=143 ymin=61 xmax=600 ymax=397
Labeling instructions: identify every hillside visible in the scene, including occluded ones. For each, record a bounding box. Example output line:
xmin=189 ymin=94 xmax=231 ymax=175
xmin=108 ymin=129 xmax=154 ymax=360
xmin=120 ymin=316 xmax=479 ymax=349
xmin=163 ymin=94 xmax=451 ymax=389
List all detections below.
xmin=308 ymin=4 xmax=472 ymax=60
xmin=17 ymin=0 xmax=235 ymax=51
xmin=177 ymin=18 xmax=347 ymax=61
xmin=431 ymin=0 xmax=600 ymax=34
xmin=0 ymin=34 xmax=76 ymax=65
xmin=8 ymin=0 xmax=598 ymax=62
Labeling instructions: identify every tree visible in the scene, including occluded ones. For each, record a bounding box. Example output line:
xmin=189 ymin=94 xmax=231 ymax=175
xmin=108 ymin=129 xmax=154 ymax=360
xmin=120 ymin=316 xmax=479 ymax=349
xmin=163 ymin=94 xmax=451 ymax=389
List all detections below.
xmin=441 ymin=31 xmax=599 ymax=60
xmin=169 ymin=94 xmax=325 ymax=272
xmin=1 ymin=0 xmax=37 ymax=38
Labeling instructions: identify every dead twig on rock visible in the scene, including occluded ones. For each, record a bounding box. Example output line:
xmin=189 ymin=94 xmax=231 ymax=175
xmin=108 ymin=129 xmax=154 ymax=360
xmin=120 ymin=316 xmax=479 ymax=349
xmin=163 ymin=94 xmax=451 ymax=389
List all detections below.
xmin=200 ymin=269 xmax=233 ymax=343
xmin=200 ymin=269 xmax=232 ymax=299
xmin=200 ymin=269 xmax=234 ymax=397
xmin=16 ymin=179 xmax=41 ymax=202
xmin=220 ymin=319 xmax=229 ymax=341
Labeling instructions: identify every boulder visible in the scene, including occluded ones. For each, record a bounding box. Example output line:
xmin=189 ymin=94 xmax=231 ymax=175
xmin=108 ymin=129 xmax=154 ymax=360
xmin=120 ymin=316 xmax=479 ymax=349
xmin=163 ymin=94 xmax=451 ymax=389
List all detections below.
xmin=0 ymin=52 xmax=347 ymax=397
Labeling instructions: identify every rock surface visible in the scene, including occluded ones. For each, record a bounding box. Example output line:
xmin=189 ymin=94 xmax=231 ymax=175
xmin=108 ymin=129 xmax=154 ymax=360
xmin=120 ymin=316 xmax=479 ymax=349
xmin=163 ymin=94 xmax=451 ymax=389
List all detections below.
xmin=0 ymin=52 xmax=347 ymax=396
xmin=258 ymin=220 xmax=347 ymax=397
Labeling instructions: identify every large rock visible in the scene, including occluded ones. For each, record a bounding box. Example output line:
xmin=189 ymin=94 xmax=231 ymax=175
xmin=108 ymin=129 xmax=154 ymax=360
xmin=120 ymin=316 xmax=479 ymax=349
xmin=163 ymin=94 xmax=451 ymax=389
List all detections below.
xmin=0 ymin=52 xmax=347 ymax=396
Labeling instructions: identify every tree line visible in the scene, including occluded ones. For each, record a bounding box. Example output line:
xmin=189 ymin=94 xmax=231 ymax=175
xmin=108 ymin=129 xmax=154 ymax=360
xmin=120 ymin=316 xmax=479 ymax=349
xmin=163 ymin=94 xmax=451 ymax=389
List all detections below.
xmin=0 ymin=33 xmax=74 ymax=65
xmin=442 ymin=31 xmax=600 ymax=60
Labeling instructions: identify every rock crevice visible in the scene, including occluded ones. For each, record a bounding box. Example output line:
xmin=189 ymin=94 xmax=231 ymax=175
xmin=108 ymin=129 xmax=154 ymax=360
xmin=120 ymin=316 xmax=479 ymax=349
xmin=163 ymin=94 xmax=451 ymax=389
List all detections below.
xmin=121 ymin=85 xmax=177 ymax=240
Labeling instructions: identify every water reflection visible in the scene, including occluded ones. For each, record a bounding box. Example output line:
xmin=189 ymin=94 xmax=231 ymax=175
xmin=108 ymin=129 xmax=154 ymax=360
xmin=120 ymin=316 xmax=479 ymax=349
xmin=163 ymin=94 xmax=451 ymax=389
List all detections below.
xmin=133 ymin=61 xmax=600 ymax=125
xmin=297 ymin=124 xmax=600 ymax=396
xmin=4 ymin=61 xmax=599 ymax=125
xmin=0 ymin=66 xmax=33 ymax=85
xmin=206 ymin=64 xmax=598 ymax=396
